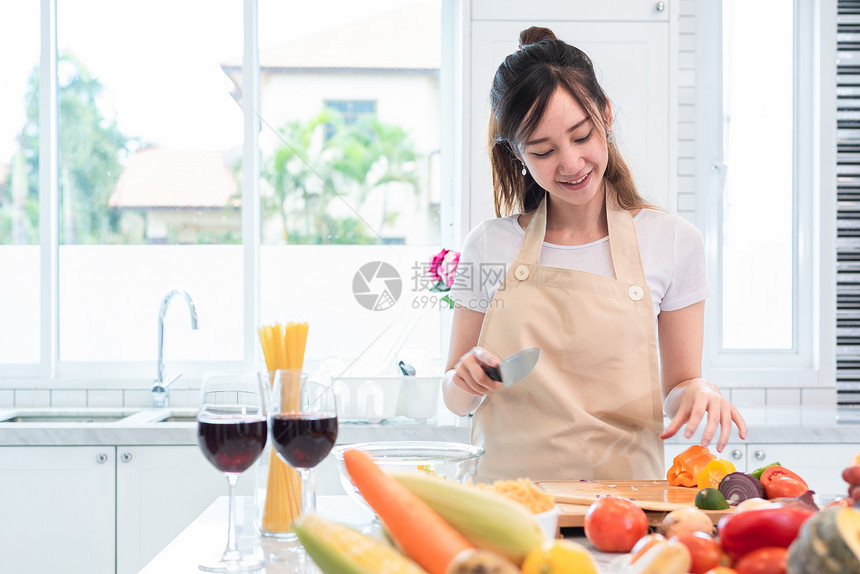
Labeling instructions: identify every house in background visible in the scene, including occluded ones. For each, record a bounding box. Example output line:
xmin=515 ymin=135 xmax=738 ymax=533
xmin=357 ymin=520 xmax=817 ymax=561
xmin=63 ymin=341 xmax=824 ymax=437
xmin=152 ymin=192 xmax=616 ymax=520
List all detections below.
xmin=108 ymin=148 xmax=240 ymax=244
xmin=110 ymin=2 xmax=441 ymax=246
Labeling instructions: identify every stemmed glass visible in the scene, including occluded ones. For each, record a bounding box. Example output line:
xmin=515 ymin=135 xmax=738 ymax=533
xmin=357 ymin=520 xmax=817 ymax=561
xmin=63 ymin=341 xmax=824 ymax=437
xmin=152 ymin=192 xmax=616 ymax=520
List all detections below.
xmin=269 ymin=369 xmax=338 ymax=524
xmin=197 ymin=371 xmax=269 ymax=573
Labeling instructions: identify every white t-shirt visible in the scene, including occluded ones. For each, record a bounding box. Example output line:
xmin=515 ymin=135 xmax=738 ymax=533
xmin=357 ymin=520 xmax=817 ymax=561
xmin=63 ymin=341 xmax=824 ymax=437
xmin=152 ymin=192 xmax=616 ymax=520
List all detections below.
xmin=449 ymin=209 xmax=711 ymax=320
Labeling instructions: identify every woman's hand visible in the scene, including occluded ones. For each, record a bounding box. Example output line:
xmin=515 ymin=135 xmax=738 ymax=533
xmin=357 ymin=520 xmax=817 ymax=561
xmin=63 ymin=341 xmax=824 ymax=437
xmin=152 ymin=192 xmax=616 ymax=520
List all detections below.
xmin=450 ymin=346 xmax=505 ymax=397
xmin=660 ymin=378 xmax=747 ymax=453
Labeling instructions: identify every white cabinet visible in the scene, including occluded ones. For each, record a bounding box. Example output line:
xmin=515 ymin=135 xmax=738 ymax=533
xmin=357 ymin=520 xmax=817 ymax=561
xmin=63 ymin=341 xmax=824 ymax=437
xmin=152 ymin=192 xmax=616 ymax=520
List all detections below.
xmin=0 ymin=446 xmax=116 ymax=574
xmin=1 ymin=444 xmax=255 ymax=574
xmin=116 ymin=445 xmax=255 ymax=574
xmin=467 ymin=16 xmax=671 ymax=230
xmin=471 ymin=0 xmax=672 ymax=22
xmin=664 ymin=442 xmax=856 ymax=499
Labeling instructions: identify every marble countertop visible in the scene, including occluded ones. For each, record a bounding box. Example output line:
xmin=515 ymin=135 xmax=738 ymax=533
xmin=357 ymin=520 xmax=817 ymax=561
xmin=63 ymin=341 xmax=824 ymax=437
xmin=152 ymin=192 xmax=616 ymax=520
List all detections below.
xmin=0 ymin=406 xmax=472 ymax=446
xmin=139 ymin=496 xmax=630 ymax=574
xmin=2 ymin=405 xmax=860 ymax=447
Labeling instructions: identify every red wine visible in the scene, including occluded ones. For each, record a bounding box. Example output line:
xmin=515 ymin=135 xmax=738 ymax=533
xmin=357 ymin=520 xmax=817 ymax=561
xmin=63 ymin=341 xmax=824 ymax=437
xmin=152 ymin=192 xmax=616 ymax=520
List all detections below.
xmin=198 ymin=417 xmax=267 ymax=474
xmin=271 ymin=413 xmax=338 ymax=469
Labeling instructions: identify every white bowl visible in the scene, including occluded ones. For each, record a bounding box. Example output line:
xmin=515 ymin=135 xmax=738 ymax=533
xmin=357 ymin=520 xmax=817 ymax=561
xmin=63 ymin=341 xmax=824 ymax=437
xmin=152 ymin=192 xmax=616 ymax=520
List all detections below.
xmin=534 ymin=505 xmax=560 ymax=539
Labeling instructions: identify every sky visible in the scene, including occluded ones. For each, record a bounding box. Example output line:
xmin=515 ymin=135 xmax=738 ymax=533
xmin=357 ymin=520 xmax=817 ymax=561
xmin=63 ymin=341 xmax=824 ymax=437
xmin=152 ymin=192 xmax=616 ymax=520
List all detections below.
xmin=0 ymin=0 xmax=428 ymax=163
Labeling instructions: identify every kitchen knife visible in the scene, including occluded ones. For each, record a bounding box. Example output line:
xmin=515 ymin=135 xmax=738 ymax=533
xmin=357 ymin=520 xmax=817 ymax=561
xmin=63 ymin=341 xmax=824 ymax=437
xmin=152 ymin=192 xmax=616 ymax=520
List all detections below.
xmin=482 ymin=347 xmax=540 ymax=387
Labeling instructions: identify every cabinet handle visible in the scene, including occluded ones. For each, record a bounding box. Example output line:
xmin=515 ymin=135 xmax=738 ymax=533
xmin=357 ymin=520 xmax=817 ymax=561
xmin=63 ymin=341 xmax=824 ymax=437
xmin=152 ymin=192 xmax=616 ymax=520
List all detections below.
xmin=656 ymin=1 xmax=666 ymax=11
xmin=96 ymin=452 xmax=109 ymax=464
xmin=754 ymin=449 xmax=766 ymax=461
xmin=120 ymin=452 xmax=133 ymax=463
xmin=731 ymin=448 xmax=743 ymax=461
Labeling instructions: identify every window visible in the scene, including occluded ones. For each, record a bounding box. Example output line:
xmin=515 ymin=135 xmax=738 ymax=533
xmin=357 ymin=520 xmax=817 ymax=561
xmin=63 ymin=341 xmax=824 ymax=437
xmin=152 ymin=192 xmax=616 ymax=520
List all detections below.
xmin=56 ymin=0 xmax=244 ymax=370
xmin=0 ymin=3 xmax=40 ymax=368
xmin=257 ymin=0 xmax=444 ymax=373
xmin=698 ymin=0 xmax=825 ymax=385
xmin=323 ymin=100 xmax=377 ymax=140
xmin=6 ymin=0 xmax=449 ymax=383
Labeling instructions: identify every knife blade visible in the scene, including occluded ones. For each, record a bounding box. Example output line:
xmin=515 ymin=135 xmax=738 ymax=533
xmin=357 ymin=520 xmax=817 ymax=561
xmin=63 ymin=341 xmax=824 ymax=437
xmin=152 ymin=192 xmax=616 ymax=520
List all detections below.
xmin=482 ymin=347 xmax=540 ymax=387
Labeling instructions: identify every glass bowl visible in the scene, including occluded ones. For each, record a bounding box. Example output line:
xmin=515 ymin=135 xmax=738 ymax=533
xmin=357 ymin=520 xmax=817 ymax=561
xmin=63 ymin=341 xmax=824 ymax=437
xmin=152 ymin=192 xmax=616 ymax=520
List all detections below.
xmin=330 ymin=441 xmax=485 ymax=514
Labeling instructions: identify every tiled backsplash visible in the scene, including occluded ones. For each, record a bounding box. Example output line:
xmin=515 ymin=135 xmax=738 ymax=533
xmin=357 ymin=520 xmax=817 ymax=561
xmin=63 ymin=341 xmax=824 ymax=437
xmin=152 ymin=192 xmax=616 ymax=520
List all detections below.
xmin=0 ymin=384 xmax=839 ymax=410
xmin=0 ymin=387 xmax=202 ymax=409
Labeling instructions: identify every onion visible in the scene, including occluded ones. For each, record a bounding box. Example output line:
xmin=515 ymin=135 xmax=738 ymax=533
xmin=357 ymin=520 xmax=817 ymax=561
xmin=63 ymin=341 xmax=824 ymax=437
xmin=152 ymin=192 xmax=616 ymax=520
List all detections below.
xmin=771 ymin=490 xmax=820 ymax=512
xmin=660 ymin=507 xmax=714 ymax=538
xmin=718 ymin=472 xmax=766 ymax=505
xmin=735 ymin=497 xmax=776 ymax=512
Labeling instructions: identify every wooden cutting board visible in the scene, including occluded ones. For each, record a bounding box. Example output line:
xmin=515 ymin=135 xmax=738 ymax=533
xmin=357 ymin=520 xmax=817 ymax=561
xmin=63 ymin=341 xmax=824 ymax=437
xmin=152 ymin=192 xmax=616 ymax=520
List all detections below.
xmin=536 ymin=480 xmax=735 ymax=528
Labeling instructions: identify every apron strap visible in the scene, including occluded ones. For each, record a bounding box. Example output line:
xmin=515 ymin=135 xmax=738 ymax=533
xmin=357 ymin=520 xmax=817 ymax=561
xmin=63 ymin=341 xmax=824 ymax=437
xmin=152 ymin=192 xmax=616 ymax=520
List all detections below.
xmin=513 ymin=186 xmax=648 ymax=287
xmin=605 ymin=199 xmax=648 ymax=285
xmin=516 ymin=194 xmax=548 ymax=265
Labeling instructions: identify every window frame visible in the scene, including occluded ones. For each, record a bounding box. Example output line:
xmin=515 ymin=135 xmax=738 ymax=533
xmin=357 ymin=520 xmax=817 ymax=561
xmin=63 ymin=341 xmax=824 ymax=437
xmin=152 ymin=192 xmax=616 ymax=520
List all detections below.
xmin=696 ymin=0 xmax=837 ymax=388
xmin=9 ymin=0 xmax=457 ymax=388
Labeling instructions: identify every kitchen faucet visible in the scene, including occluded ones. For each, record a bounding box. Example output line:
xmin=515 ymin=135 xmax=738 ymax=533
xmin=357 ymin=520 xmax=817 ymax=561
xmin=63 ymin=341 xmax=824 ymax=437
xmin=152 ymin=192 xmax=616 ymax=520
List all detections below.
xmin=152 ymin=289 xmax=199 ymax=407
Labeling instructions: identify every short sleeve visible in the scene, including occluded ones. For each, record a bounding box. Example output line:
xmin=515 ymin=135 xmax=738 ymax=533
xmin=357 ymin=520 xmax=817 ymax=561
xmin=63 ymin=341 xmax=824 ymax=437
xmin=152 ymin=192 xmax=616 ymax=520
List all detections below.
xmin=448 ymin=218 xmax=520 ymax=313
xmin=661 ymin=217 xmax=712 ymax=312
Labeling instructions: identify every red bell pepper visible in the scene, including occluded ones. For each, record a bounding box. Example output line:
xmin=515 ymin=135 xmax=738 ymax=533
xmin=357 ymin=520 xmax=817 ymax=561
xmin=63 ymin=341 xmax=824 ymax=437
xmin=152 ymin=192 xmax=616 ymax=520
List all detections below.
xmin=717 ymin=505 xmax=817 ymax=561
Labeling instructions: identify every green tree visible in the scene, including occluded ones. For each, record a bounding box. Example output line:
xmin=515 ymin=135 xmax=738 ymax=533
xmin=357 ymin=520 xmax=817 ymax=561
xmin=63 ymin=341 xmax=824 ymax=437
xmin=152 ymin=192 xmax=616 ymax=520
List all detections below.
xmin=5 ymin=52 xmax=133 ymax=245
xmin=261 ymin=108 xmax=419 ymax=245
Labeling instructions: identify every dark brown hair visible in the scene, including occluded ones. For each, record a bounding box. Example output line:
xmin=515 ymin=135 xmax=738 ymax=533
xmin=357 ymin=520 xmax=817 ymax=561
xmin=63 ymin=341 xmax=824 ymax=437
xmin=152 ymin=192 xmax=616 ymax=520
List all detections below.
xmin=488 ymin=26 xmax=652 ymax=216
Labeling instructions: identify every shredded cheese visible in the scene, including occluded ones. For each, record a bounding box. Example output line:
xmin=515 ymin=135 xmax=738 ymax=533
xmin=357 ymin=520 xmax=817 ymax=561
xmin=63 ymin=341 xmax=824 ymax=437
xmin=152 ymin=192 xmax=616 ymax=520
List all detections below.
xmin=479 ymin=478 xmax=555 ymax=514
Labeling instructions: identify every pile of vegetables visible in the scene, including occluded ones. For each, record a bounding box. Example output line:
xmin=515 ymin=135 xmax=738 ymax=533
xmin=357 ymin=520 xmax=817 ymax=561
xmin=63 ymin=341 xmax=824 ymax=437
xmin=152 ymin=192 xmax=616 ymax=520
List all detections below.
xmin=293 ymin=447 xmax=860 ymax=574
xmin=637 ymin=445 xmax=860 ymax=574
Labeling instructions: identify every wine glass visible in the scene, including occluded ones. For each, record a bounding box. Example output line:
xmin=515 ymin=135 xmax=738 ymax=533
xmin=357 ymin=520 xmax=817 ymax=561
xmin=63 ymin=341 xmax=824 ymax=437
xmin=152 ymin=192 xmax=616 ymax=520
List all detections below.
xmin=270 ymin=369 xmax=338 ymax=522
xmin=197 ymin=371 xmax=269 ymax=573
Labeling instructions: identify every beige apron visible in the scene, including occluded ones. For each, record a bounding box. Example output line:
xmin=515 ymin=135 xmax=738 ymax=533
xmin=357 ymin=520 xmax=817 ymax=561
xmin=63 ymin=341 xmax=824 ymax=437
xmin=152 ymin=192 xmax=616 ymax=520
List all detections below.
xmin=472 ymin=193 xmax=664 ymax=482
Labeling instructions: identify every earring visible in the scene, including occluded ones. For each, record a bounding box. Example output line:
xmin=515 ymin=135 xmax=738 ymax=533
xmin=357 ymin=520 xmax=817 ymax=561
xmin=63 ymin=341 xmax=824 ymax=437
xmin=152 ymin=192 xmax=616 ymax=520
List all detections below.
xmin=521 ymin=162 xmax=527 ymax=176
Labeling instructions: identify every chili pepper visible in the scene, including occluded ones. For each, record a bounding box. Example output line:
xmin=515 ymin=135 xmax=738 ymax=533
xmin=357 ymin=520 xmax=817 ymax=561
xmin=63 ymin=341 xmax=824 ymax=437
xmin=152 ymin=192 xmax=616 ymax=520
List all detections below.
xmin=666 ymin=445 xmax=717 ymax=487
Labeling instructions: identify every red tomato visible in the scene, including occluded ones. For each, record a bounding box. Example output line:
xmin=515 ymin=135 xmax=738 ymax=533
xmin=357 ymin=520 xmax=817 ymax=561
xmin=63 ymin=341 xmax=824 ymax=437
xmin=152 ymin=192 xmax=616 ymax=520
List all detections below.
xmin=584 ymin=497 xmax=649 ymax=553
xmin=763 ymin=476 xmax=808 ymax=499
xmin=670 ymin=531 xmax=724 ymax=574
xmin=759 ymin=466 xmax=808 ymax=490
xmin=733 ymin=547 xmax=787 ymax=574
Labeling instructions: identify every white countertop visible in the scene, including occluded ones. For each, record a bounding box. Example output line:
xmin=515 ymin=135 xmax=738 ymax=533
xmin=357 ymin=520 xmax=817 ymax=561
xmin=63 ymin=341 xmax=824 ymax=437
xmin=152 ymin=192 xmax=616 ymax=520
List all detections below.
xmin=2 ymin=406 xmax=860 ymax=447
xmin=139 ymin=496 xmax=631 ymax=574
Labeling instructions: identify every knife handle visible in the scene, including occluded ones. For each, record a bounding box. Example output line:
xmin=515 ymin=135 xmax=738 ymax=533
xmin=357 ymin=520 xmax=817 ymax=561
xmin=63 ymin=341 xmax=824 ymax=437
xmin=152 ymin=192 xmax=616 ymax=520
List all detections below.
xmin=482 ymin=364 xmax=502 ymax=382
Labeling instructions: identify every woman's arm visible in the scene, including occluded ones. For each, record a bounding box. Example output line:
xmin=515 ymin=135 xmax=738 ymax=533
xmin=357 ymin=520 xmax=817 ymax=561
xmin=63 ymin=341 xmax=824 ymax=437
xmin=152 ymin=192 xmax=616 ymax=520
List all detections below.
xmin=441 ymin=306 xmax=503 ymax=416
xmin=658 ymin=300 xmax=747 ymax=452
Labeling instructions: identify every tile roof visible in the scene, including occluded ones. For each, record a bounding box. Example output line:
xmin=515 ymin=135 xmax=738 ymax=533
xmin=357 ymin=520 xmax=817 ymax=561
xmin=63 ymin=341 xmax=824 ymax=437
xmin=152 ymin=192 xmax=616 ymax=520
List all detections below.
xmin=109 ymin=148 xmax=239 ymax=209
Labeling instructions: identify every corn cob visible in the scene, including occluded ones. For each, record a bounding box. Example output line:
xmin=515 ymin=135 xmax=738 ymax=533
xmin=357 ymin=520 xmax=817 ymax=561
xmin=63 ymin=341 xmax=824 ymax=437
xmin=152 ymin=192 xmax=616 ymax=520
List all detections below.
xmin=392 ymin=472 xmax=546 ymax=565
xmin=293 ymin=513 xmax=427 ymax=574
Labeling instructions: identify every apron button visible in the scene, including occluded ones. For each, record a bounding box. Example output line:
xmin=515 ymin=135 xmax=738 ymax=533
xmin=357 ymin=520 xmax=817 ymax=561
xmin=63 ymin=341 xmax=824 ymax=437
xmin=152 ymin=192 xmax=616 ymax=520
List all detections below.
xmin=628 ymin=285 xmax=644 ymax=301
xmin=514 ymin=265 xmax=530 ymax=281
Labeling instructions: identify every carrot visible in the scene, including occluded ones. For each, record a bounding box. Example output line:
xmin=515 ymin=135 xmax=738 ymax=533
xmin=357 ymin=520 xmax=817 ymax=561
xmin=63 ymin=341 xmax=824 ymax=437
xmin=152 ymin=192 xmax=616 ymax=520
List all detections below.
xmin=343 ymin=449 xmax=473 ymax=574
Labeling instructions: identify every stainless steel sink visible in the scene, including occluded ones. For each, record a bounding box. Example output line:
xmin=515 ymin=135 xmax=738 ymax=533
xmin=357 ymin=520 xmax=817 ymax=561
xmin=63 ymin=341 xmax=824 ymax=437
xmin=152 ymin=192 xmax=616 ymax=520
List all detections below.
xmin=5 ymin=414 xmax=128 ymax=423
xmin=0 ymin=408 xmax=142 ymax=423
xmin=157 ymin=414 xmax=197 ymax=423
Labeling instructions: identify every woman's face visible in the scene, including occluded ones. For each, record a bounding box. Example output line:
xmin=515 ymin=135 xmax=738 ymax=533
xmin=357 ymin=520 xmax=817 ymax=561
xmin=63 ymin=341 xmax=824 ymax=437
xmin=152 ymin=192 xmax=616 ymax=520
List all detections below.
xmin=518 ymin=87 xmax=609 ymax=210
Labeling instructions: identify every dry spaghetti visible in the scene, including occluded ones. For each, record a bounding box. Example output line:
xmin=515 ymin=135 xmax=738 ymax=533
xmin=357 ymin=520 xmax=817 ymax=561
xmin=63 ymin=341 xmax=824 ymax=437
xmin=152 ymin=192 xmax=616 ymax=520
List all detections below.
xmin=258 ymin=322 xmax=309 ymax=535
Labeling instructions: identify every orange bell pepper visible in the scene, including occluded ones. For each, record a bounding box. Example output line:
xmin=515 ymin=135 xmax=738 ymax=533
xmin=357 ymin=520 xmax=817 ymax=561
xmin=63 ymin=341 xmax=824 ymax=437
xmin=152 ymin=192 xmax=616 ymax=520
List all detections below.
xmin=696 ymin=458 xmax=736 ymax=490
xmin=666 ymin=445 xmax=717 ymax=487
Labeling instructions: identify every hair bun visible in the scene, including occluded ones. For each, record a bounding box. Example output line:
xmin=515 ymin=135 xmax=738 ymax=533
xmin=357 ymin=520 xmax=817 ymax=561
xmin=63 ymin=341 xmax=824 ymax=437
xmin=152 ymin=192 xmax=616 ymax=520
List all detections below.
xmin=518 ymin=26 xmax=557 ymax=49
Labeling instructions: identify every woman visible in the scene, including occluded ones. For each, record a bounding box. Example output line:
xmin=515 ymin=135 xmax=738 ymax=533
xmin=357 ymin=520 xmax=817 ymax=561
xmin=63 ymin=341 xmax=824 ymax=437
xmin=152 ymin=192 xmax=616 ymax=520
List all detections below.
xmin=442 ymin=27 xmax=746 ymax=482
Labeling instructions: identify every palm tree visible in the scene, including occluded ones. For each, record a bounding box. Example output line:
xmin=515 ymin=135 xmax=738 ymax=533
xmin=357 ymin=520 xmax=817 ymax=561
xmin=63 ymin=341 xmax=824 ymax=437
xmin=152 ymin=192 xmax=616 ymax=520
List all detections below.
xmin=262 ymin=108 xmax=420 ymax=244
